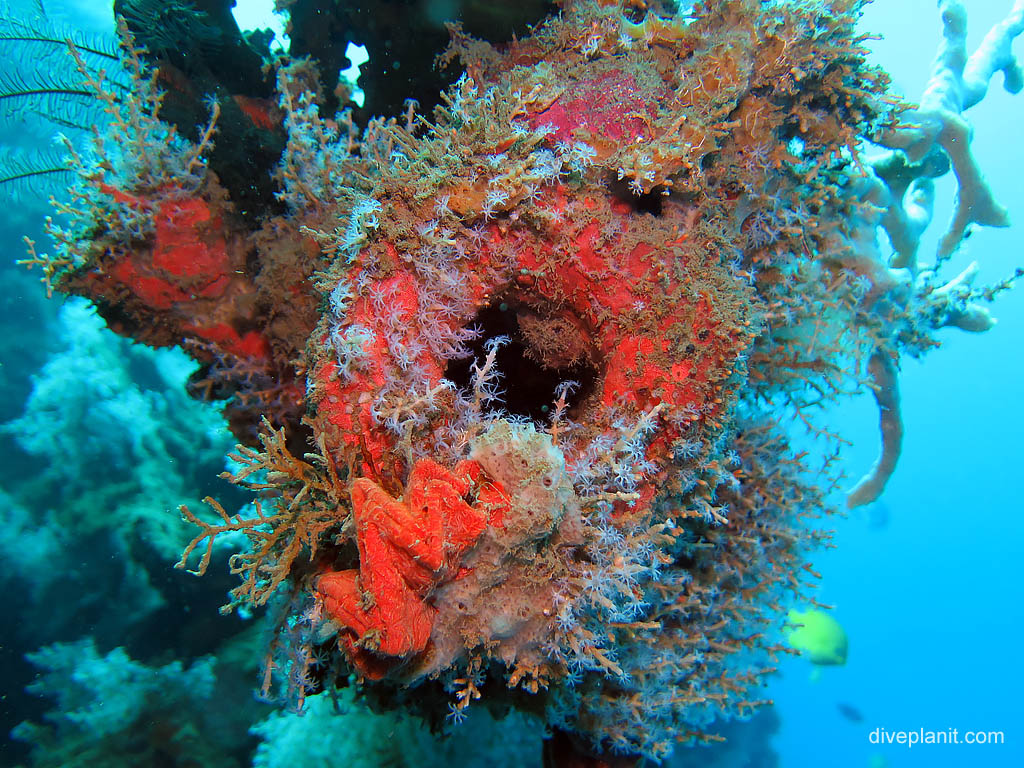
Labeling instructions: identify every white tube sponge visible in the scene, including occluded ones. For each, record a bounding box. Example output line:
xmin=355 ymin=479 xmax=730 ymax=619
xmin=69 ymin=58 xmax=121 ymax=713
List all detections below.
xmin=881 ymin=0 xmax=1024 ymax=258
xmin=961 ymin=0 xmax=1024 ymax=108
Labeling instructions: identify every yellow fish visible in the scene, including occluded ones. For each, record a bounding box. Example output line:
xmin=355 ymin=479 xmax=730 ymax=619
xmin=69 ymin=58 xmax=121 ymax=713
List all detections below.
xmin=786 ymin=608 xmax=848 ymax=666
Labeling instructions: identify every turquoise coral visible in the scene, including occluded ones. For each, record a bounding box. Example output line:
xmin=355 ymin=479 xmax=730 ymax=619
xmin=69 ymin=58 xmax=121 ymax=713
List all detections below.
xmin=12 ymin=639 xmax=221 ymax=767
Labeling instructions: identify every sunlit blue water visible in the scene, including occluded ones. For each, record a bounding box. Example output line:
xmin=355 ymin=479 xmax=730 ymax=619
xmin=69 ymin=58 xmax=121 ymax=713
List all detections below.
xmin=773 ymin=4 xmax=1024 ymax=767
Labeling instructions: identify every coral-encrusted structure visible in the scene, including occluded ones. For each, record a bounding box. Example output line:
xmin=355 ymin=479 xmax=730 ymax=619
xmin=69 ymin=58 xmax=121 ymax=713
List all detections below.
xmin=24 ymin=0 xmax=1021 ymax=762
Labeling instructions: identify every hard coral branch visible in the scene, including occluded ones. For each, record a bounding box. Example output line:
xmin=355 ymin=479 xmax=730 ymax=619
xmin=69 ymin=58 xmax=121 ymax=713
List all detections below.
xmin=852 ymin=0 xmax=1023 ymax=513
xmin=879 ymin=0 xmax=1023 ymax=259
xmin=847 ymin=349 xmax=902 ymax=509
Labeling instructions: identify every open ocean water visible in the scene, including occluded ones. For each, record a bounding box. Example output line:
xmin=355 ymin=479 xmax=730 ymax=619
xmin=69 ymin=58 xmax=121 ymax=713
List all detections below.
xmin=771 ymin=3 xmax=1024 ymax=767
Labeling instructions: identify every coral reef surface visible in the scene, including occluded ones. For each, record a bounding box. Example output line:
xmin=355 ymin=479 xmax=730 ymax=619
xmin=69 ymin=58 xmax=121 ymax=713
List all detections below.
xmin=13 ymin=0 xmax=1022 ymax=763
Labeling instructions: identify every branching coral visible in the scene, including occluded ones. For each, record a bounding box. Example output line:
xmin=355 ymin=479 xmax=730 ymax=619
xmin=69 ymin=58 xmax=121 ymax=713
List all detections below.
xmin=177 ymin=417 xmax=349 ymax=610
xmin=844 ymin=0 xmax=1024 ymax=507
xmin=879 ymin=0 xmax=1022 ymax=262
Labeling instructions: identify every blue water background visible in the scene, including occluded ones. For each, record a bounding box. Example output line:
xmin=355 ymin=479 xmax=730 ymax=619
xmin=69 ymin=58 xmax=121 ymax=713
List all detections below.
xmin=772 ymin=2 xmax=1024 ymax=767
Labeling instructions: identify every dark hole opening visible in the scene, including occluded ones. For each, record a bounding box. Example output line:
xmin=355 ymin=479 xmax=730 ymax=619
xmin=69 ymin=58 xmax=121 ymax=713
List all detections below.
xmin=445 ymin=299 xmax=599 ymax=423
xmin=608 ymin=176 xmax=666 ymax=216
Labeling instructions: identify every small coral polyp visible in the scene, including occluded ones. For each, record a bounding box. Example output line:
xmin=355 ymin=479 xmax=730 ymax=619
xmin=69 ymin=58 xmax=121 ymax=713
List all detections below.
xmin=35 ymin=0 xmax=1020 ymax=761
